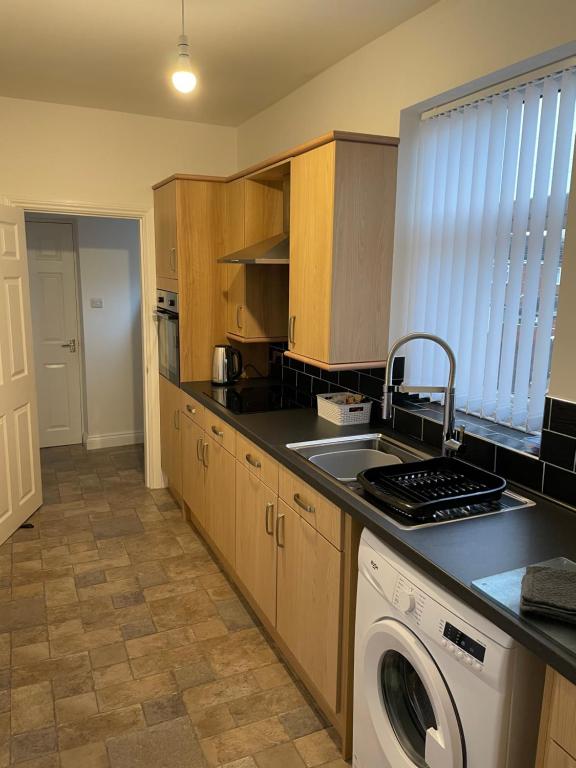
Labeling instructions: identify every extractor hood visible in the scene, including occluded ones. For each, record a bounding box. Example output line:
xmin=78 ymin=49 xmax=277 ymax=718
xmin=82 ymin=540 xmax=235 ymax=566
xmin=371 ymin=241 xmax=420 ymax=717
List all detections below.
xmin=218 ymin=233 xmax=289 ymax=265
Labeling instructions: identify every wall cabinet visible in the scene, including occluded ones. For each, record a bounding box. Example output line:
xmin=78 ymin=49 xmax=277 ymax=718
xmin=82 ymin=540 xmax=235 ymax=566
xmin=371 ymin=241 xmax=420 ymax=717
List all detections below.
xmin=287 ymin=139 xmax=398 ymax=369
xmin=225 ymin=177 xmax=289 ymax=342
xmin=537 ymin=668 xmax=576 ymax=767
xmin=154 ymin=181 xmax=178 ymax=283
xmin=158 ymin=375 xmax=182 ymax=497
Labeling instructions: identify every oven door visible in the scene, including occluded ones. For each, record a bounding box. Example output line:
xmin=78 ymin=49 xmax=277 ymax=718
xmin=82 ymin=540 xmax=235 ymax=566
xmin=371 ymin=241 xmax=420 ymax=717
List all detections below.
xmin=157 ymin=309 xmax=180 ymax=385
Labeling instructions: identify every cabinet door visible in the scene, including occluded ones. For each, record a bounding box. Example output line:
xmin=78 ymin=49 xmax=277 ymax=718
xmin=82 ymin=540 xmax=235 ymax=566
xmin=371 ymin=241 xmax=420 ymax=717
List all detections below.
xmin=154 ymin=182 xmax=178 ymax=280
xmin=544 ymin=741 xmax=576 ymax=768
xmin=205 ymin=435 xmax=236 ymax=567
xmin=276 ymin=500 xmax=342 ymax=711
xmin=235 ymin=463 xmax=277 ymax=625
xmin=158 ymin=375 xmax=182 ymax=496
xmin=181 ymin=413 xmax=206 ymax=526
xmin=288 ymin=143 xmax=335 ymax=363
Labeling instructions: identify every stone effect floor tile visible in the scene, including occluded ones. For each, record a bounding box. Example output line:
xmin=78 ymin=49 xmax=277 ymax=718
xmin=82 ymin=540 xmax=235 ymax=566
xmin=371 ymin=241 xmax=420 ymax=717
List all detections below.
xmin=2 ymin=446 xmax=344 ymax=768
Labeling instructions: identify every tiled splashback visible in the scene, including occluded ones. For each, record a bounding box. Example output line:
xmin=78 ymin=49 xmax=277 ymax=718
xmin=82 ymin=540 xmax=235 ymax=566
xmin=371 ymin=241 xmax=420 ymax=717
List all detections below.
xmin=270 ymin=344 xmax=576 ymax=510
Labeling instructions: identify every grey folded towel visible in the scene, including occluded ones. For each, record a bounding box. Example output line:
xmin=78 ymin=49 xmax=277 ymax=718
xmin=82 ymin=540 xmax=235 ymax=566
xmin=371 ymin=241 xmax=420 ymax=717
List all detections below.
xmin=521 ymin=560 xmax=576 ymax=624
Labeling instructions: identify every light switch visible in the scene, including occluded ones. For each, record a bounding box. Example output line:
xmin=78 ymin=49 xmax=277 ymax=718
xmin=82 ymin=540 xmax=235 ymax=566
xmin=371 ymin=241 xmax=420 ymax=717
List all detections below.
xmin=90 ymin=298 xmax=103 ymax=309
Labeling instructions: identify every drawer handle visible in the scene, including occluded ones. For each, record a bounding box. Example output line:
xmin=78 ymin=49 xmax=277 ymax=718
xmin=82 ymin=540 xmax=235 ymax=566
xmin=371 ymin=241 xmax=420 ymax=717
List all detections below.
xmin=186 ymin=404 xmax=196 ymax=415
xmin=293 ymin=493 xmax=315 ymax=514
xmin=211 ymin=425 xmax=224 ymax=437
xmin=265 ymin=502 xmax=274 ymax=535
xmin=246 ymin=453 xmax=262 ymax=469
xmin=202 ymin=442 xmax=209 ymax=467
xmin=276 ymin=513 xmax=285 ymax=548
xmin=196 ymin=437 xmax=203 ymax=462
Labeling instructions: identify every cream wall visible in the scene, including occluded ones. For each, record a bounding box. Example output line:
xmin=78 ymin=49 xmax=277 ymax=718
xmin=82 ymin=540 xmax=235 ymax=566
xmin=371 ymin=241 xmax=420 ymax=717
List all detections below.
xmin=0 ymin=96 xmax=236 ymax=209
xmin=237 ymin=0 xmax=576 ymax=166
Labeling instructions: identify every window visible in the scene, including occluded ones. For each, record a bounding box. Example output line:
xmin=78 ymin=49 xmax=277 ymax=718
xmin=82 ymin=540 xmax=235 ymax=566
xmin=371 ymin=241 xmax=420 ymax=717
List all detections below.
xmin=395 ymin=63 xmax=576 ymax=433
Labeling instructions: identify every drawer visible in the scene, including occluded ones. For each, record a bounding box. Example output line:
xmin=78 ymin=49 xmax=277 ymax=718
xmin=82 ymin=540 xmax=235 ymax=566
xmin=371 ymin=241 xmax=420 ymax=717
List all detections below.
xmin=278 ymin=466 xmax=342 ymax=549
xmin=236 ymin=432 xmax=278 ymax=493
xmin=205 ymin=414 xmax=236 ymax=455
xmin=181 ymin=391 xmax=205 ymax=430
xmin=549 ymin=672 xmax=576 ymax=759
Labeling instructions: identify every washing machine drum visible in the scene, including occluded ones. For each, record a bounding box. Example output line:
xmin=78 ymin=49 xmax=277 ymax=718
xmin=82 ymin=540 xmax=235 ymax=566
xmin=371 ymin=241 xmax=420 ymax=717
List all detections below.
xmin=362 ymin=618 xmax=465 ymax=768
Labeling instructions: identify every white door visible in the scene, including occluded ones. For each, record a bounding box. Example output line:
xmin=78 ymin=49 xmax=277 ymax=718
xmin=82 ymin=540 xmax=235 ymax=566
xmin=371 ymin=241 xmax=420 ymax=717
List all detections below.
xmin=0 ymin=205 xmax=42 ymax=543
xmin=26 ymin=221 xmax=83 ymax=447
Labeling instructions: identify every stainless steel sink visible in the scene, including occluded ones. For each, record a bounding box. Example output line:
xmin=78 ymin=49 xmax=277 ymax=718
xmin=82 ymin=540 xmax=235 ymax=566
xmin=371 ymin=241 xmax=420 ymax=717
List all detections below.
xmin=286 ymin=433 xmax=428 ymax=481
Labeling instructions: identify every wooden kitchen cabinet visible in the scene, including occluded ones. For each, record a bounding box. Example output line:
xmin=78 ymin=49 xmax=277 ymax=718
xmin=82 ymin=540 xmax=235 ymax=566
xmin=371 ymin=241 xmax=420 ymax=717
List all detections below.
xmin=276 ymin=499 xmax=343 ymax=711
xmin=235 ymin=463 xmax=278 ymax=625
xmin=224 ymin=175 xmax=289 ymax=343
xmin=153 ymin=178 xmax=227 ymax=380
xmin=158 ymin=375 xmax=182 ymax=497
xmin=537 ymin=668 xmax=576 ymax=767
xmin=287 ymin=138 xmax=398 ymax=369
xmin=181 ymin=413 xmax=206 ymax=527
xmin=204 ymin=433 xmax=236 ymax=567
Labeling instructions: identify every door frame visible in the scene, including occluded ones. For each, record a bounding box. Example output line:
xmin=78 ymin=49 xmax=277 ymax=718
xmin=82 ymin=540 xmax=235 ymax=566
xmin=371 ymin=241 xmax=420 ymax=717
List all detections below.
xmin=2 ymin=195 xmax=163 ymax=489
xmin=25 ymin=214 xmax=86 ymax=448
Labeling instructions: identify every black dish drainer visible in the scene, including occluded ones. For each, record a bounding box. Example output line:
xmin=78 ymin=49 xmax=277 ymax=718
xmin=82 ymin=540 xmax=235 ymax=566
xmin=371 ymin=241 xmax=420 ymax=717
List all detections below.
xmin=357 ymin=457 xmax=507 ymax=520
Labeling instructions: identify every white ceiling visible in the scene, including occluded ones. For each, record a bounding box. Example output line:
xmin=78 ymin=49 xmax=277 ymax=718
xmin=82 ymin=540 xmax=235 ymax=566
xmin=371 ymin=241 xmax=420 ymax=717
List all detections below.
xmin=0 ymin=0 xmax=438 ymax=126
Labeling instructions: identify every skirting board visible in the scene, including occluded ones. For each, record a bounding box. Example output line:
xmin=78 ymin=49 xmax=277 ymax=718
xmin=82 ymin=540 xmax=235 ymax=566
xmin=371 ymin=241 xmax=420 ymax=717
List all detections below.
xmin=83 ymin=431 xmax=144 ymax=451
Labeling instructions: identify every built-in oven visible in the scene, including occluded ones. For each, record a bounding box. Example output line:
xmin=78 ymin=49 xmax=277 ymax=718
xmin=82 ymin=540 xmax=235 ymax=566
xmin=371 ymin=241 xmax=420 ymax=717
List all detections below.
xmin=156 ymin=289 xmax=179 ymax=385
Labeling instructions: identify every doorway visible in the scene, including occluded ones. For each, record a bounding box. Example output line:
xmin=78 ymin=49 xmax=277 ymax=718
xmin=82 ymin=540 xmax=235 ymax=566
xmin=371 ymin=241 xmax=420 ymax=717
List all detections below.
xmin=26 ymin=213 xmax=144 ymax=453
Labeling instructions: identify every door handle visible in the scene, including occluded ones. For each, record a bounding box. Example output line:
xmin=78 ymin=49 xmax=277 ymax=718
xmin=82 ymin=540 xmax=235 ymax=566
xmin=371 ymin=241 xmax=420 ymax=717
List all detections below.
xmin=245 ymin=453 xmax=261 ymax=469
xmin=211 ymin=425 xmax=224 ymax=438
xmin=186 ymin=404 xmax=196 ymax=415
xmin=276 ymin=512 xmax=285 ymax=548
xmin=236 ymin=305 xmax=243 ymax=329
xmin=169 ymin=247 xmax=176 ymax=273
xmin=173 ymin=409 xmax=180 ymax=430
xmin=202 ymin=442 xmax=209 ymax=467
xmin=288 ymin=316 xmax=295 ymax=345
xmin=196 ymin=437 xmax=203 ymax=462
xmin=265 ymin=502 xmax=274 ymax=535
xmin=293 ymin=493 xmax=315 ymax=514
xmin=61 ymin=339 xmax=76 ymax=353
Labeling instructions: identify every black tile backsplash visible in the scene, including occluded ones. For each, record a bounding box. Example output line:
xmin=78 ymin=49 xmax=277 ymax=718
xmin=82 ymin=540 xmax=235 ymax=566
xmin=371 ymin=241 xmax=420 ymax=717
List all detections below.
xmin=273 ymin=347 xmax=576 ymax=510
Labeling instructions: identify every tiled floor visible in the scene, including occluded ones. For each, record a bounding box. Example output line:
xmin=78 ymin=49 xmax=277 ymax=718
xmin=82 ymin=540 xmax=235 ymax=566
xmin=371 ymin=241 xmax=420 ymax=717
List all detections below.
xmin=0 ymin=444 xmax=347 ymax=768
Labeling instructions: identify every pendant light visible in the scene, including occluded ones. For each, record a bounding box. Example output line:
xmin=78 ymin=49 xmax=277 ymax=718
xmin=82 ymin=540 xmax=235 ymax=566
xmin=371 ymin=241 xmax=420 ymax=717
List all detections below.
xmin=171 ymin=0 xmax=197 ymax=94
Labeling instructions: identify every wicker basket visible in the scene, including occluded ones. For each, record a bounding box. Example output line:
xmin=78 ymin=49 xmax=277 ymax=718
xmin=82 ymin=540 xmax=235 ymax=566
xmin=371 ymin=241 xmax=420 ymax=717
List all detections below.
xmin=316 ymin=393 xmax=372 ymax=426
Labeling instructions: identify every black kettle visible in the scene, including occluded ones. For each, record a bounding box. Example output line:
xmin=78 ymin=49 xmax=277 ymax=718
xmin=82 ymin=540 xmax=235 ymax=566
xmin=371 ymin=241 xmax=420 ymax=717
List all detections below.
xmin=212 ymin=345 xmax=243 ymax=385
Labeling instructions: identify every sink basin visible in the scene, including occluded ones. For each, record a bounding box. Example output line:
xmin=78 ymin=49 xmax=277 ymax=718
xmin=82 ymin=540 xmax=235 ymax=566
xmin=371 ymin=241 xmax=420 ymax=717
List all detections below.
xmin=309 ymin=449 xmax=402 ymax=482
xmin=287 ymin=433 xmax=428 ymax=483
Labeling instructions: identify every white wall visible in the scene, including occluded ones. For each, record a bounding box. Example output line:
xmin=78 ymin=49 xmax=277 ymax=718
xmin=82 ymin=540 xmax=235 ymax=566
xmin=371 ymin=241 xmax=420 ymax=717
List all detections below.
xmin=76 ymin=216 xmax=143 ymax=449
xmin=0 ymin=96 xmax=236 ymax=209
xmin=237 ymin=0 xmax=576 ymax=166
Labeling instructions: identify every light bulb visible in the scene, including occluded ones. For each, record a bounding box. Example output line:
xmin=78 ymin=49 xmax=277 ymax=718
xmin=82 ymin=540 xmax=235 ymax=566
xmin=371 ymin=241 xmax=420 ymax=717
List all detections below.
xmin=172 ymin=67 xmax=197 ymax=93
xmin=172 ymin=34 xmax=197 ymax=93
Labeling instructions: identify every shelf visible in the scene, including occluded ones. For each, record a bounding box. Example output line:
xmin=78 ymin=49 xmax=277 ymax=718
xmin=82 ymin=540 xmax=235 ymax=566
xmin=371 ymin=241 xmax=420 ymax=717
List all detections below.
xmin=284 ymin=351 xmax=386 ymax=371
xmin=227 ymin=332 xmax=288 ymax=345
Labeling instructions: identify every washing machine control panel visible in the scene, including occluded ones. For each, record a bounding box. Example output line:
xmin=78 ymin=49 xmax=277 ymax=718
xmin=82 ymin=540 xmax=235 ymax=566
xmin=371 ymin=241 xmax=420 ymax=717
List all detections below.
xmin=443 ymin=621 xmax=486 ymax=662
xmin=392 ymin=576 xmax=426 ymax=623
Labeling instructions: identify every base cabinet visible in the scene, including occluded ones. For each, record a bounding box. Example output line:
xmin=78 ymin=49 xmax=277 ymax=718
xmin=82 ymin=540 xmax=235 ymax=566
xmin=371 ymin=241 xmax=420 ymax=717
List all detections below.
xmin=235 ymin=463 xmax=278 ymax=625
xmin=159 ymin=375 xmax=182 ymax=496
xmin=204 ymin=434 xmax=236 ymax=567
xmin=276 ymin=500 xmax=342 ymax=711
xmin=181 ymin=413 xmax=206 ymax=526
xmin=537 ymin=668 xmax=576 ymax=767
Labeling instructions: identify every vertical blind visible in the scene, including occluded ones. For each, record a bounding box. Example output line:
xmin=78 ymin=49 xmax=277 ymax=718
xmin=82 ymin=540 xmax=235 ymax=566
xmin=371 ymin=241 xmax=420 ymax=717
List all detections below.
xmin=398 ymin=65 xmax=576 ymax=432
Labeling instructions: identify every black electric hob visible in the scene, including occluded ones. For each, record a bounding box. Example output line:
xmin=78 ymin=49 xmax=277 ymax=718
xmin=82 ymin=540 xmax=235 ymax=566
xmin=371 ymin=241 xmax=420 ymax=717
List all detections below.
xmin=206 ymin=381 xmax=302 ymax=414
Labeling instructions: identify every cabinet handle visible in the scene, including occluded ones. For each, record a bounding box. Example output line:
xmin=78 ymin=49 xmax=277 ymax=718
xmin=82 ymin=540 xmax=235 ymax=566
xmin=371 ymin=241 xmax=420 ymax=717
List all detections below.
xmin=211 ymin=425 xmax=224 ymax=438
xmin=186 ymin=404 xmax=196 ymax=415
xmin=202 ymin=442 xmax=209 ymax=467
xmin=276 ymin=512 xmax=285 ymax=548
xmin=173 ymin=410 xmax=180 ymax=430
xmin=196 ymin=437 xmax=203 ymax=462
xmin=237 ymin=305 xmax=243 ymax=329
xmin=245 ymin=453 xmax=261 ymax=469
xmin=265 ymin=502 xmax=274 ymax=535
xmin=169 ymin=247 xmax=176 ymax=273
xmin=288 ymin=315 xmax=296 ymax=345
xmin=293 ymin=493 xmax=315 ymax=514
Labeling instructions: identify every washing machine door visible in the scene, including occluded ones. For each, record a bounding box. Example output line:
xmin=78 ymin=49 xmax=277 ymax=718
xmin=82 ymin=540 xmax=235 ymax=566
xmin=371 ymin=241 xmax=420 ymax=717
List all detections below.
xmin=362 ymin=618 xmax=464 ymax=768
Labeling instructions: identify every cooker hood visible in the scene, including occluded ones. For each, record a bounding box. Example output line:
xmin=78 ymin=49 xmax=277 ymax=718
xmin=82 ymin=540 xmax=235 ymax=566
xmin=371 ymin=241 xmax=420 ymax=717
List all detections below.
xmin=218 ymin=233 xmax=289 ymax=265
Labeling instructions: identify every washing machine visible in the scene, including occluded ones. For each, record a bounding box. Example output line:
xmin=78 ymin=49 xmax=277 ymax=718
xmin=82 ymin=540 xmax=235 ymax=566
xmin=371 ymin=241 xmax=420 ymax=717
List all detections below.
xmin=354 ymin=528 xmax=544 ymax=768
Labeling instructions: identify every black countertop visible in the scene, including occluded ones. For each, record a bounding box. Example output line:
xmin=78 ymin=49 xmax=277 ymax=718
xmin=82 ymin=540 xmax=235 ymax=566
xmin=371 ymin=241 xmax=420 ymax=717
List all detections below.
xmin=182 ymin=379 xmax=576 ymax=684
